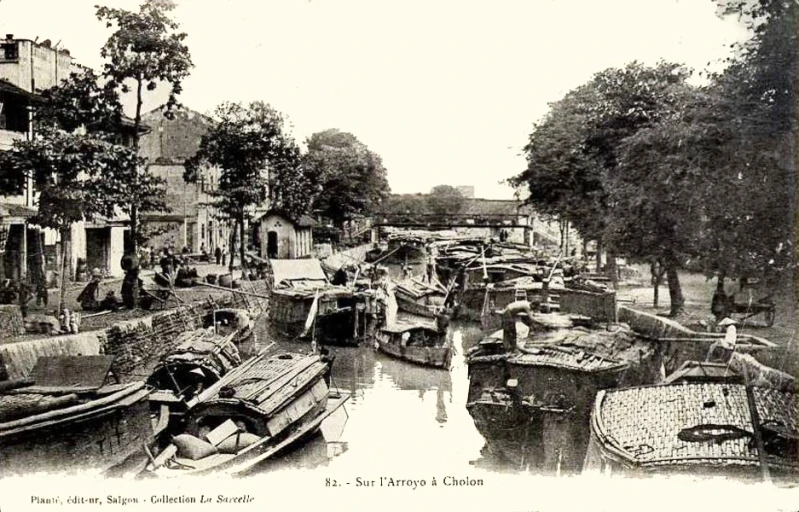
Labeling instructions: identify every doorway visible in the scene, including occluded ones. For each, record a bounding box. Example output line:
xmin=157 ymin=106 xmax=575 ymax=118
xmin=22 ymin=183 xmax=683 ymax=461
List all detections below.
xmin=267 ymin=231 xmax=279 ymax=259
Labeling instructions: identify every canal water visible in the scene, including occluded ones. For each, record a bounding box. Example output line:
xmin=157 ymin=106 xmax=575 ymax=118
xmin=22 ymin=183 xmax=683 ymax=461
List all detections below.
xmin=248 ymin=318 xmax=515 ymax=478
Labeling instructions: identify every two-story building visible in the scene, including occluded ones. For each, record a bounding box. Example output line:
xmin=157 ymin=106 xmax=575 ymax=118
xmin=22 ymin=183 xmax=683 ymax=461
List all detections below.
xmin=1 ymin=34 xmax=132 ymax=280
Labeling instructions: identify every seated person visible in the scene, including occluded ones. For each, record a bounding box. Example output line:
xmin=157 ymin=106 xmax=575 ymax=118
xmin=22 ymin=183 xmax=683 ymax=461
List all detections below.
xmin=332 ymin=266 xmax=349 ymax=286
xmin=76 ymin=270 xmax=102 ymax=311
xmin=100 ymin=290 xmax=121 ymax=311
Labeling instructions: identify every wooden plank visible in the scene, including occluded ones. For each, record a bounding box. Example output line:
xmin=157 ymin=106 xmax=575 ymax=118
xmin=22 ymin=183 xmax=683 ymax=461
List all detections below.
xmin=32 ymin=355 xmax=114 ymax=390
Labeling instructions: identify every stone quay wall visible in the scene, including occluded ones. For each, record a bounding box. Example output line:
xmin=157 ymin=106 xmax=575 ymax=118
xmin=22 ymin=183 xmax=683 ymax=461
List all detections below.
xmin=0 ymin=280 xmax=270 ymax=382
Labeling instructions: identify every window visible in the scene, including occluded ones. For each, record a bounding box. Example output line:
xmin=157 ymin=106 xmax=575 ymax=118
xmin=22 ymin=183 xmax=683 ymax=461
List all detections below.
xmin=1 ymin=42 xmax=19 ymax=61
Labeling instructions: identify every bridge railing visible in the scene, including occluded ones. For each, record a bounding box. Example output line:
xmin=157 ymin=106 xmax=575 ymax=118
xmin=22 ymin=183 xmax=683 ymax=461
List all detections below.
xmin=374 ymin=213 xmax=529 ymax=227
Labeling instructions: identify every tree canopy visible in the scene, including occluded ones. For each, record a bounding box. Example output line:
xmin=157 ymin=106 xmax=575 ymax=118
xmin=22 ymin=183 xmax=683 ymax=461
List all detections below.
xmin=509 ymin=0 xmax=796 ymax=314
xmin=306 ymin=129 xmax=390 ymax=227
xmin=96 ymin=0 xmax=193 ymax=251
xmin=185 ymin=101 xmax=301 ymax=269
xmin=427 ymin=185 xmax=465 ymax=215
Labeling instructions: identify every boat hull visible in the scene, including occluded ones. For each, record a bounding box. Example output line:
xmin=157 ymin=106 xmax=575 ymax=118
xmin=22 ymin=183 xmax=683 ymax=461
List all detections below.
xmin=395 ymin=295 xmax=440 ymax=318
xmin=376 ymin=336 xmax=451 ymax=369
xmin=466 ymin=344 xmax=660 ymax=474
xmin=147 ymin=392 xmax=352 ymax=477
xmin=467 ymin=398 xmax=585 ymax=473
xmin=0 ymin=387 xmax=153 ymax=476
xmin=466 ymin=399 xmax=540 ymax=469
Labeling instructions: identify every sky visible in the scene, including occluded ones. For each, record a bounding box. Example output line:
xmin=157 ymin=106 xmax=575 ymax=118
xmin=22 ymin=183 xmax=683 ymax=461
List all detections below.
xmin=1 ymin=0 xmax=749 ymax=199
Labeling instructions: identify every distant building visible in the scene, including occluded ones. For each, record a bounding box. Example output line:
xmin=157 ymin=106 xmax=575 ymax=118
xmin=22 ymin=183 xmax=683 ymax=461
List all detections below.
xmin=456 ymin=186 xmax=475 ymax=199
xmin=138 ymin=106 xmax=230 ymax=253
xmin=256 ymin=210 xmax=317 ymax=259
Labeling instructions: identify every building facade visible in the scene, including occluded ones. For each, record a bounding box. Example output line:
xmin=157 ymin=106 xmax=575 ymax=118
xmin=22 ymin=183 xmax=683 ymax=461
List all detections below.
xmin=139 ymin=106 xmax=230 ymax=254
xmin=257 ymin=211 xmax=316 ymax=260
xmin=1 ymin=35 xmax=130 ymax=281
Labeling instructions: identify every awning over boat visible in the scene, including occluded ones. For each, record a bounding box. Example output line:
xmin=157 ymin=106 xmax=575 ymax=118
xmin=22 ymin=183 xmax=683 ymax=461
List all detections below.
xmin=271 ymin=258 xmax=329 ymax=288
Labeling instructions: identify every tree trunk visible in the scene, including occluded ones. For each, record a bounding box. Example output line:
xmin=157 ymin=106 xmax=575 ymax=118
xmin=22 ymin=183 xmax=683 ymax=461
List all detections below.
xmin=606 ymin=249 xmax=618 ymax=289
xmin=652 ymin=270 xmax=667 ymax=308
xmin=651 ymin=259 xmax=665 ymax=308
xmin=665 ymin=258 xmax=685 ymax=317
xmin=595 ymin=239 xmax=603 ymax=273
xmin=239 ymin=214 xmax=247 ymax=277
xmin=58 ymin=228 xmax=71 ymax=313
xmin=129 ymin=78 xmax=144 ymax=253
xmin=228 ymin=226 xmax=237 ymax=274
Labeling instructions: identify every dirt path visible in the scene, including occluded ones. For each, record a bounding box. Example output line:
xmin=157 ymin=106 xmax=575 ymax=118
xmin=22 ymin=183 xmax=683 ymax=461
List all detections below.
xmin=617 ymin=268 xmax=796 ymax=377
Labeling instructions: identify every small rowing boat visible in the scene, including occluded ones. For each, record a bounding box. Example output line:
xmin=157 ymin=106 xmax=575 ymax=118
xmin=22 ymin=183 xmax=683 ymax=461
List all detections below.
xmin=375 ymin=314 xmax=451 ymax=369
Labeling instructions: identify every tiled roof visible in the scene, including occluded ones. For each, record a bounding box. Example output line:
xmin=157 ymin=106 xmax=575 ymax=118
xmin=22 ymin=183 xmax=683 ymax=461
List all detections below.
xmin=0 ymin=79 xmax=38 ymax=100
xmin=593 ymin=383 xmax=799 ymax=470
xmin=259 ymin=210 xmax=317 ymax=228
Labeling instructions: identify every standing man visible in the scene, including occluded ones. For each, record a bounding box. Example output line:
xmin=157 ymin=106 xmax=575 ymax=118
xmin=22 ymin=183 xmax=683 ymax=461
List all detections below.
xmin=214 ymin=245 xmax=222 ymax=265
xmin=425 ymin=242 xmax=438 ymax=283
xmin=120 ymin=252 xmax=140 ymax=309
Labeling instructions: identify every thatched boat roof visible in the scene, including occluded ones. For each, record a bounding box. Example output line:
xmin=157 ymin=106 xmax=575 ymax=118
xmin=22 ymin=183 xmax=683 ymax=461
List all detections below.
xmin=192 ymin=352 xmax=327 ymax=418
xmin=592 ymin=383 xmax=799 ymax=472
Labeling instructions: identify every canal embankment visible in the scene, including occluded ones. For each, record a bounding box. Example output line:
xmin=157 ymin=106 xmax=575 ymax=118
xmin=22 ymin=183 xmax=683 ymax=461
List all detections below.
xmin=0 ymin=280 xmax=270 ymax=382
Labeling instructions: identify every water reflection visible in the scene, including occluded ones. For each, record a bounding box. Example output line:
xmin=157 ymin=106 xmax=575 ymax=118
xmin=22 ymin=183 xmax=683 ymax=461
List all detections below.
xmin=246 ymin=313 xmax=528 ymax=476
xmin=249 ymin=323 xmax=491 ymax=474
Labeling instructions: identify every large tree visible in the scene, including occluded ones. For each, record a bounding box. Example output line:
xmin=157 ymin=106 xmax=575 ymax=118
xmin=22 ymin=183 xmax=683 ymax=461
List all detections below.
xmin=96 ymin=0 xmax=193 ymax=252
xmin=698 ymin=0 xmax=797 ymax=285
xmin=513 ymin=62 xmax=707 ymax=315
xmin=509 ymin=83 xmax=608 ymax=269
xmin=590 ymin=62 xmax=710 ymax=314
xmin=427 ymin=185 xmax=465 ymax=216
xmin=0 ymin=71 xmax=140 ymax=311
xmin=381 ymin=194 xmax=429 ymax=220
xmin=306 ymin=129 xmax=390 ymax=228
xmin=185 ymin=101 xmax=301 ymax=271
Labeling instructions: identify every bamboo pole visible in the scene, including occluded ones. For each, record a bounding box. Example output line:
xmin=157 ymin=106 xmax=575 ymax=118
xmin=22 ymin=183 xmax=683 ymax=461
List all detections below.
xmin=197 ymin=282 xmax=271 ymax=300
xmin=744 ymin=364 xmax=772 ymax=483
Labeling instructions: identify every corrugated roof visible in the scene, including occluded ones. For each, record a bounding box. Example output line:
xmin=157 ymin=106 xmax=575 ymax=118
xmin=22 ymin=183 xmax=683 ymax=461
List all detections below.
xmin=296 ymin=214 xmax=318 ymax=227
xmin=271 ymin=258 xmax=328 ymax=287
xmin=594 ymin=383 xmax=799 ymax=470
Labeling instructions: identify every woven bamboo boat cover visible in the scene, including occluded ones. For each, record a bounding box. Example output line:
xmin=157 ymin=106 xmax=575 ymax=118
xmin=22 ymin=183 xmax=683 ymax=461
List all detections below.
xmin=597 ymin=383 xmax=798 ymax=469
